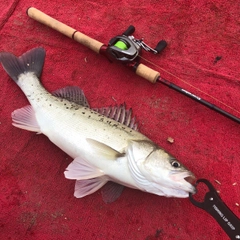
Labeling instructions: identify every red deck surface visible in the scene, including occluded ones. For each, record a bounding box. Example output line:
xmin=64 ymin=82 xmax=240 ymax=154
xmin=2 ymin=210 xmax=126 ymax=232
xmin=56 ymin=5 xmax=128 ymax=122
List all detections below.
xmin=0 ymin=1 xmax=239 ymax=239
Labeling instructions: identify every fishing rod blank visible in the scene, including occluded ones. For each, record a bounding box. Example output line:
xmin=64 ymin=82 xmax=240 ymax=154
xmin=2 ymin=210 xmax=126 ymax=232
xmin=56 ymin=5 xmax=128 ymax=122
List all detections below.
xmin=158 ymin=78 xmax=240 ymax=124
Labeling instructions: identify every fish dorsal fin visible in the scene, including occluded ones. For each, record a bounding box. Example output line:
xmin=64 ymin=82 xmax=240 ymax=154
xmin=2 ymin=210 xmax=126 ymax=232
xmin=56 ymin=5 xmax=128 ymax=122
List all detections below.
xmin=86 ymin=138 xmax=124 ymax=160
xmin=52 ymin=86 xmax=90 ymax=107
xmin=0 ymin=47 xmax=45 ymax=82
xmin=93 ymin=104 xmax=138 ymax=131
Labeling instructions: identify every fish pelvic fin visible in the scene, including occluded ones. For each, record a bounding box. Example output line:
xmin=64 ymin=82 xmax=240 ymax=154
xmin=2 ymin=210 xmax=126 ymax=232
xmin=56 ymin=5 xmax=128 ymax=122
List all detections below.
xmin=74 ymin=177 xmax=108 ymax=199
xmin=64 ymin=156 xmax=109 ymax=199
xmin=0 ymin=47 xmax=45 ymax=82
xmin=64 ymin=156 xmax=105 ymax=180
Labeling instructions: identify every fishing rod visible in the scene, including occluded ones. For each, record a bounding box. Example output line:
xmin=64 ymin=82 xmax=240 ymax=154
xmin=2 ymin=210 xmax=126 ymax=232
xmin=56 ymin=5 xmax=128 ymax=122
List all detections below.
xmin=27 ymin=7 xmax=240 ymax=124
xmin=26 ymin=8 xmax=240 ymax=238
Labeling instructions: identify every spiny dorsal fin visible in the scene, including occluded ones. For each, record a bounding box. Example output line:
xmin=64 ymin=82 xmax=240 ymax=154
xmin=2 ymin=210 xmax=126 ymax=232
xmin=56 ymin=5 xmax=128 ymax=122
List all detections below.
xmin=53 ymin=87 xmax=138 ymax=130
xmin=52 ymin=86 xmax=90 ymax=107
xmin=0 ymin=47 xmax=45 ymax=82
xmin=93 ymin=104 xmax=138 ymax=131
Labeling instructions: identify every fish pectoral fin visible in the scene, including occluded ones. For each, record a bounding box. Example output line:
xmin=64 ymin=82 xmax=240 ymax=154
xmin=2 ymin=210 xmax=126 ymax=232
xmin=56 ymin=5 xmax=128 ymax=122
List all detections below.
xmin=101 ymin=181 xmax=124 ymax=203
xmin=86 ymin=138 xmax=124 ymax=160
xmin=74 ymin=177 xmax=108 ymax=198
xmin=64 ymin=156 xmax=104 ymax=180
xmin=11 ymin=105 xmax=41 ymax=133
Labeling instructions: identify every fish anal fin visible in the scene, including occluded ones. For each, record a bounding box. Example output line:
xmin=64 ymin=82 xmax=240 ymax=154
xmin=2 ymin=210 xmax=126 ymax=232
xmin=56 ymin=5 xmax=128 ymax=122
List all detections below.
xmin=86 ymin=138 xmax=124 ymax=160
xmin=74 ymin=177 xmax=108 ymax=198
xmin=11 ymin=105 xmax=41 ymax=133
xmin=52 ymin=86 xmax=90 ymax=107
xmin=64 ymin=156 xmax=104 ymax=180
xmin=101 ymin=181 xmax=124 ymax=203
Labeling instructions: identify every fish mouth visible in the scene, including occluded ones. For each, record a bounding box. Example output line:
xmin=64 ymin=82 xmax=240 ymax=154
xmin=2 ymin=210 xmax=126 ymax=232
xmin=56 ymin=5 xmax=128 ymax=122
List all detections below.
xmin=184 ymin=175 xmax=197 ymax=194
xmin=184 ymin=175 xmax=196 ymax=185
xmin=170 ymin=171 xmax=197 ymax=194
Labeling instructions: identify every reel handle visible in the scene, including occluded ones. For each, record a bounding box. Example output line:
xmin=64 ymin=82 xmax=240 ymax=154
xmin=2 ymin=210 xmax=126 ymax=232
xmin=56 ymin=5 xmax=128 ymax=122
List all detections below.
xmin=122 ymin=25 xmax=135 ymax=36
xmin=155 ymin=40 xmax=167 ymax=54
xmin=27 ymin=7 xmax=104 ymax=53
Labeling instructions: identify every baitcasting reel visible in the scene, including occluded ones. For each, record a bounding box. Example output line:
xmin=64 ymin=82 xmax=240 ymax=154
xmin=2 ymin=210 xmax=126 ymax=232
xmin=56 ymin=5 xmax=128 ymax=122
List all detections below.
xmin=106 ymin=25 xmax=167 ymax=62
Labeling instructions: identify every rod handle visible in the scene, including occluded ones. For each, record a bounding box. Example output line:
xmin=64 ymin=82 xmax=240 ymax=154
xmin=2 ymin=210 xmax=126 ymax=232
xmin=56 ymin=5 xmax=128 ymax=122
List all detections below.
xmin=27 ymin=7 xmax=104 ymax=53
xmin=135 ymin=63 xmax=160 ymax=83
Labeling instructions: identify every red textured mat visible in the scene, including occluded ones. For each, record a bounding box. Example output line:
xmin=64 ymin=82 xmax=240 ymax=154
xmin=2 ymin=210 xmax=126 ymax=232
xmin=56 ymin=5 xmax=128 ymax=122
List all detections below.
xmin=0 ymin=1 xmax=239 ymax=239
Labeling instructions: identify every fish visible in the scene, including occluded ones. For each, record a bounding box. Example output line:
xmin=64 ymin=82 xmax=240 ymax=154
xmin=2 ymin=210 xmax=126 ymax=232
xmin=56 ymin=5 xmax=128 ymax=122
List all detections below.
xmin=0 ymin=47 xmax=196 ymax=203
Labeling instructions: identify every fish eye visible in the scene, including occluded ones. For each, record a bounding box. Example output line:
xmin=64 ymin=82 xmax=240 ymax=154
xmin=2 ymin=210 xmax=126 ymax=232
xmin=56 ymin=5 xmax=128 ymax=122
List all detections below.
xmin=171 ymin=160 xmax=181 ymax=168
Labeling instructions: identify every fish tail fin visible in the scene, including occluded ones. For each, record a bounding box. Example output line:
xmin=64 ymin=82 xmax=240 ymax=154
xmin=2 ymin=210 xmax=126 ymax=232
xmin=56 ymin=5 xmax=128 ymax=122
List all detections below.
xmin=0 ymin=47 xmax=45 ymax=82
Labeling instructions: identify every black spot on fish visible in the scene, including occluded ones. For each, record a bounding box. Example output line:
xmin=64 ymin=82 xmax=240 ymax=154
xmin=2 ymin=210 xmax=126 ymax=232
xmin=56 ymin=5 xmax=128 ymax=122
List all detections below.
xmin=49 ymin=104 xmax=52 ymax=106
xmin=99 ymin=118 xmax=104 ymax=122
xmin=66 ymin=107 xmax=69 ymax=109
xmin=82 ymin=112 xmax=85 ymax=114
xmin=88 ymin=115 xmax=91 ymax=119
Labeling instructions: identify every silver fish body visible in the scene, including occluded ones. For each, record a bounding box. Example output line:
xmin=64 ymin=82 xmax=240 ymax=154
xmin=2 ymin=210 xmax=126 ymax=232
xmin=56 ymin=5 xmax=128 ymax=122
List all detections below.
xmin=0 ymin=48 xmax=196 ymax=202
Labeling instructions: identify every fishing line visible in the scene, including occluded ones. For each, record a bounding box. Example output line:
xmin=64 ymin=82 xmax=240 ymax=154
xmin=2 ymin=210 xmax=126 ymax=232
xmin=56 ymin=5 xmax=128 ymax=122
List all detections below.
xmin=139 ymin=55 xmax=240 ymax=116
xmin=26 ymin=7 xmax=240 ymax=124
xmin=25 ymin=8 xmax=240 ymax=238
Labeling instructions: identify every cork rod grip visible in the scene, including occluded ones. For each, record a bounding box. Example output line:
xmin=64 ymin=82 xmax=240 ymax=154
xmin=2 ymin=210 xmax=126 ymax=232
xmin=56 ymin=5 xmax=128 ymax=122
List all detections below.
xmin=27 ymin=7 xmax=104 ymax=53
xmin=135 ymin=63 xmax=160 ymax=83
